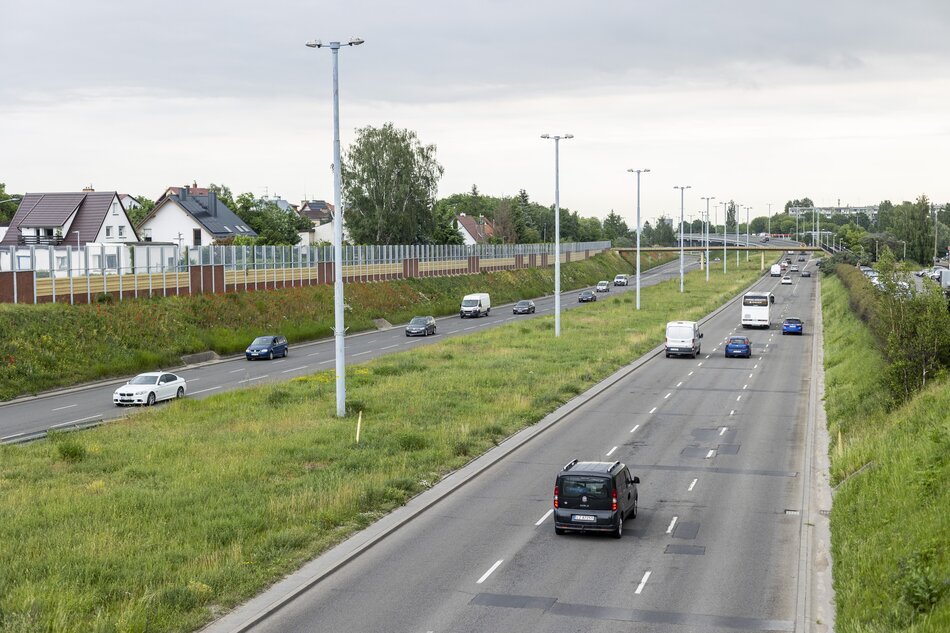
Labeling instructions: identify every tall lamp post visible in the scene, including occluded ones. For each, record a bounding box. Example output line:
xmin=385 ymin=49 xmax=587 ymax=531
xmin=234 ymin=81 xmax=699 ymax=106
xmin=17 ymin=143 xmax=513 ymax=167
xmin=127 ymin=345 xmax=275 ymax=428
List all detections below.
xmin=627 ymin=168 xmax=649 ymax=310
xmin=674 ymin=185 xmax=691 ymax=292
xmin=541 ymin=133 xmax=573 ymax=336
xmin=721 ymin=201 xmax=728 ymax=273
xmin=744 ymin=205 xmax=751 ymax=262
xmin=701 ymin=196 xmax=715 ymax=282
xmin=306 ymin=36 xmax=364 ymax=417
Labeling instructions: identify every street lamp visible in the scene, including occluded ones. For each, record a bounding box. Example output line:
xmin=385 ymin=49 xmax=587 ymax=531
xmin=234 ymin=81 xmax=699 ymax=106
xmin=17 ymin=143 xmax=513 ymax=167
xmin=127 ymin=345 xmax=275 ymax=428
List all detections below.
xmin=674 ymin=185 xmax=691 ymax=292
xmin=720 ymin=201 xmax=728 ymax=273
xmin=744 ymin=205 xmax=751 ymax=262
xmin=627 ymin=168 xmax=649 ymax=310
xmin=701 ymin=196 xmax=715 ymax=282
xmin=541 ymin=133 xmax=573 ymax=336
xmin=306 ymin=35 xmax=364 ymax=417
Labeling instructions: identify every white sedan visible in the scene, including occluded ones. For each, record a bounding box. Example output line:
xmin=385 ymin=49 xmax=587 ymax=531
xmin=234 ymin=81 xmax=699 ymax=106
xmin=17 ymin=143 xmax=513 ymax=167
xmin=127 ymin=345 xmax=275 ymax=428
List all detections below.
xmin=113 ymin=372 xmax=187 ymax=407
xmin=781 ymin=276 xmax=792 ymax=285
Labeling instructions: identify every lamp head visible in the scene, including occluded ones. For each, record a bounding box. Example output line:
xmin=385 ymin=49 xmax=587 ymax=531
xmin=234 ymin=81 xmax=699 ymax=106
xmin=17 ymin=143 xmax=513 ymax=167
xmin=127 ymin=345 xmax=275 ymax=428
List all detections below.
xmin=564 ymin=134 xmax=574 ymax=139
xmin=305 ymin=40 xmax=322 ymax=48
xmin=540 ymin=134 xmax=551 ymax=139
xmin=348 ymin=37 xmax=365 ymax=46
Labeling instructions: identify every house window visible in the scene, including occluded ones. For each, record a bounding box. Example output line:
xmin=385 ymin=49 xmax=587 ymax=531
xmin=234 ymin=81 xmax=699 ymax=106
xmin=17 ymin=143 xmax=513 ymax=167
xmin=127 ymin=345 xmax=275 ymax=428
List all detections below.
xmin=111 ymin=201 xmax=119 ymax=215
xmin=193 ymin=229 xmax=202 ymax=246
xmin=223 ymin=225 xmax=231 ymax=232
xmin=118 ymin=226 xmax=125 ymax=238
xmin=105 ymin=254 xmax=118 ymax=270
xmin=106 ymin=226 xmax=113 ymax=238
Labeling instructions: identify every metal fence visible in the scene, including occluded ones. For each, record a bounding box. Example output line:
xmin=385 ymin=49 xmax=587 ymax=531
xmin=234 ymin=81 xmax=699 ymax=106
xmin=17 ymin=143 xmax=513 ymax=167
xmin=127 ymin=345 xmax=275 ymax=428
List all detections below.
xmin=0 ymin=241 xmax=611 ymax=304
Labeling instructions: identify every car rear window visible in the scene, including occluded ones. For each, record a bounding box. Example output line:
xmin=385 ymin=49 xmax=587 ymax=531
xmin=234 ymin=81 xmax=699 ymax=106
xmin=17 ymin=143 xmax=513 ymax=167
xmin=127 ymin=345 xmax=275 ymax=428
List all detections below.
xmin=785 ymin=318 xmax=802 ymax=324
xmin=559 ymin=475 xmax=611 ymax=498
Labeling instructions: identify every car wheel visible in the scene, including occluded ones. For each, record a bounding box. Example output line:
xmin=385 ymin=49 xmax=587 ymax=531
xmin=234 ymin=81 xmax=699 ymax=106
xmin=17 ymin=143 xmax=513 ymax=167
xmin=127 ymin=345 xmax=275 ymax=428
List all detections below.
xmin=555 ymin=527 xmax=565 ymax=535
xmin=630 ymin=496 xmax=638 ymax=519
xmin=284 ymin=348 xmax=289 ymax=358
xmin=613 ymin=516 xmax=623 ymax=539
xmin=176 ymin=386 xmax=184 ymax=399
xmin=146 ymin=392 xmax=156 ymax=406
xmin=268 ymin=351 xmax=273 ymax=360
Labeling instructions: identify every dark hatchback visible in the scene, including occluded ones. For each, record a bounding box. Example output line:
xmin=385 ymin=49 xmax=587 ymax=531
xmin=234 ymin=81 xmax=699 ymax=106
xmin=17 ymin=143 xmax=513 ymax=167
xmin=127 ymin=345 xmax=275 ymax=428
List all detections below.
xmin=513 ymin=300 xmax=536 ymax=315
xmin=724 ymin=335 xmax=752 ymax=358
xmin=578 ymin=290 xmax=597 ymax=303
xmin=245 ymin=335 xmax=289 ymax=360
xmin=782 ymin=317 xmax=804 ymax=335
xmin=405 ymin=316 xmax=437 ymax=336
xmin=554 ymin=460 xmax=639 ymax=539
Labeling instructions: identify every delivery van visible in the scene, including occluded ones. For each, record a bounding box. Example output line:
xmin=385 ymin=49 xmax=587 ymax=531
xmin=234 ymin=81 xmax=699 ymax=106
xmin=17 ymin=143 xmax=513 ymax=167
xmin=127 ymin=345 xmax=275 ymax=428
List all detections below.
xmin=665 ymin=321 xmax=703 ymax=358
xmin=460 ymin=293 xmax=491 ymax=318
xmin=770 ymin=264 xmax=782 ymax=277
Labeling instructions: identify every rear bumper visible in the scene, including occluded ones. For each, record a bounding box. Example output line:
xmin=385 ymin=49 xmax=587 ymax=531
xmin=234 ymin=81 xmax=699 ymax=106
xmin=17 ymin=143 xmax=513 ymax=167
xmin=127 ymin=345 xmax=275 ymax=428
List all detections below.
xmin=554 ymin=509 xmax=619 ymax=532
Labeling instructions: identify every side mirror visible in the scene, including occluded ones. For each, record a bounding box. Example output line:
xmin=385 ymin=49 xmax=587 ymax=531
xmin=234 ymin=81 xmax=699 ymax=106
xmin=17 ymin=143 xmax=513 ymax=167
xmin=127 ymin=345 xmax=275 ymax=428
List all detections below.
xmin=699 ymin=332 xmax=704 ymax=338
xmin=770 ymin=296 xmax=775 ymax=304
xmin=633 ymin=476 xmax=641 ymax=484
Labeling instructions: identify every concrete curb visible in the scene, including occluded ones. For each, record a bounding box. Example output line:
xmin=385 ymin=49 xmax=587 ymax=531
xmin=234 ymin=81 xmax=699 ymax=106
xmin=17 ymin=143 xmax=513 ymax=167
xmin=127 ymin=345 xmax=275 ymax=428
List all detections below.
xmin=200 ymin=268 xmax=762 ymax=633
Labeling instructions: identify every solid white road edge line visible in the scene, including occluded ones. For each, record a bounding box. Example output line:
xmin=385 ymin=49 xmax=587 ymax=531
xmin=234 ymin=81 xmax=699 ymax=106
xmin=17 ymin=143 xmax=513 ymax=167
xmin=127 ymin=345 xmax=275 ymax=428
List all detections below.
xmin=535 ymin=509 xmax=553 ymax=526
xmin=476 ymin=560 xmax=504 ymax=584
xmin=635 ymin=571 xmax=651 ymax=595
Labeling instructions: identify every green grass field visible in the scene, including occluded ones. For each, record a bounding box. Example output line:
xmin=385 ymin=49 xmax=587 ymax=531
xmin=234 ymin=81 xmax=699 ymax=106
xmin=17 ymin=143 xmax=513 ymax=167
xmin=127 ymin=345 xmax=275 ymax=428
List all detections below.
xmin=0 ymin=251 xmax=672 ymax=402
xmin=822 ymin=274 xmax=949 ymax=632
xmin=0 ymin=259 xmax=764 ymax=633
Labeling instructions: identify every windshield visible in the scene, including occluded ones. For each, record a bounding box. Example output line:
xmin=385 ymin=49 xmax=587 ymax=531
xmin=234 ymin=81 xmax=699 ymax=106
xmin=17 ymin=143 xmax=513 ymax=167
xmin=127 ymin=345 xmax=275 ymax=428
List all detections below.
xmin=516 ymin=301 xmax=530 ymax=307
xmin=667 ymin=326 xmax=693 ymax=339
xmin=409 ymin=317 xmax=427 ymax=325
xmin=461 ymin=299 xmax=478 ymax=307
xmin=129 ymin=375 xmax=159 ymax=385
xmin=251 ymin=337 xmax=273 ymax=346
xmin=743 ymin=295 xmax=769 ymax=307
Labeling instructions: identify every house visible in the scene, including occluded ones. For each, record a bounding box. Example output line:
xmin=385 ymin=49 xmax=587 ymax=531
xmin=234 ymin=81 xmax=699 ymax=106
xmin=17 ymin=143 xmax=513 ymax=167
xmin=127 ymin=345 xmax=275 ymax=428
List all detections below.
xmin=297 ymin=199 xmax=346 ymax=244
xmin=137 ymin=186 xmax=257 ymax=246
xmin=119 ymin=194 xmax=142 ymax=214
xmin=0 ymin=190 xmax=139 ymax=247
xmin=455 ymin=213 xmax=496 ymax=245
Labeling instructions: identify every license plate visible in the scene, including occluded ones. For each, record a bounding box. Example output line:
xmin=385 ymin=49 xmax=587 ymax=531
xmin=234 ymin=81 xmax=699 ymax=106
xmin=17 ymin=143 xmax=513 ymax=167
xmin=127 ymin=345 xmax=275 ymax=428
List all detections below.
xmin=572 ymin=515 xmax=596 ymax=522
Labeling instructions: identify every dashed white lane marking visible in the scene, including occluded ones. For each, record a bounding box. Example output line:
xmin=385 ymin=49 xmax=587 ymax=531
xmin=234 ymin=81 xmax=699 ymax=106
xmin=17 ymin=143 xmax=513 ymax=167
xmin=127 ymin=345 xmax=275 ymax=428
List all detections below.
xmin=52 ymin=404 xmax=77 ymax=411
xmin=463 ymin=326 xmax=477 ymax=331
xmin=688 ymin=371 xmax=694 ymax=376
xmin=318 ymin=359 xmax=333 ymax=365
xmin=730 ymin=410 xmax=735 ymax=416
xmin=705 ymin=449 xmax=716 ymax=459
xmin=281 ymin=365 xmax=309 ymax=374
xmin=635 ymin=571 xmax=652 ymax=595
xmin=754 ymin=364 xmax=758 ymax=369
xmin=606 ymin=446 xmax=618 ymax=457
xmin=477 ymin=560 xmax=504 ymax=584
xmin=705 ymin=354 xmax=711 ymax=359
xmin=229 ymin=369 xmax=244 ymax=374
xmin=535 ymin=509 xmax=554 ymax=526
xmin=308 ymin=352 xmax=321 ymax=357
xmin=188 ymin=378 xmax=200 ymax=382
xmin=676 ymin=381 xmax=683 ymax=387
xmin=191 ymin=386 xmax=222 ymax=395
xmin=664 ymin=393 xmax=672 ymax=399
xmin=736 ymin=395 xmax=742 ymax=401
xmin=649 ymin=407 xmax=657 ymax=414
xmin=238 ymin=375 xmax=268 ymax=384
xmin=380 ymin=344 xmax=398 ymax=350
xmin=697 ymin=362 xmax=703 ymax=367
xmin=720 ymin=427 xmax=728 ymax=436
xmin=666 ymin=517 xmax=678 ymax=534
xmin=688 ymin=478 xmax=698 ymax=491
xmin=759 ymin=357 xmax=763 ymax=360
xmin=743 ymin=384 xmax=748 ymax=390
xmin=749 ymin=373 xmax=754 ymax=378
xmin=353 ymin=350 xmax=373 ymax=356
xmin=630 ymin=424 xmax=640 ymax=433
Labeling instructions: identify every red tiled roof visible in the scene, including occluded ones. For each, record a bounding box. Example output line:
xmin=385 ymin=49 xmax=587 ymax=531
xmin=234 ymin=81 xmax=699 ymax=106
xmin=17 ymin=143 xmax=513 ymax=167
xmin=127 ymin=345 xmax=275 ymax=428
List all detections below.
xmin=455 ymin=214 xmax=495 ymax=243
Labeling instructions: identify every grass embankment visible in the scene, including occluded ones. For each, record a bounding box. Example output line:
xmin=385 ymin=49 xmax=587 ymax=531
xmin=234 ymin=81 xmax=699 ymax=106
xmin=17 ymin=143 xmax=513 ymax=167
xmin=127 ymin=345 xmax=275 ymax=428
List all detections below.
xmin=0 ymin=259 xmax=763 ymax=633
xmin=822 ymin=274 xmax=949 ymax=632
xmin=0 ymin=251 xmax=672 ymax=401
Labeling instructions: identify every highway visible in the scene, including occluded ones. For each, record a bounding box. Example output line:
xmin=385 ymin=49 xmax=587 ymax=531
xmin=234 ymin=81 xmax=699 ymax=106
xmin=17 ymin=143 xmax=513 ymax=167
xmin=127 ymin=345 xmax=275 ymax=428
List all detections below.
xmin=0 ymin=256 xmax=703 ymax=442
xmin=224 ymin=252 xmax=818 ymax=633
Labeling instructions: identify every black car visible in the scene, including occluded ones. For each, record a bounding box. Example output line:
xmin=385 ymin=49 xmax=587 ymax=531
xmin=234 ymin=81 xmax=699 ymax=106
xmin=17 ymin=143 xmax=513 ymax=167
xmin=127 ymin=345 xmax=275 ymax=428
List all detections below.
xmin=797 ymin=255 xmax=805 ymax=262
xmin=405 ymin=316 xmax=437 ymax=336
xmin=801 ymin=269 xmax=812 ymax=278
xmin=554 ymin=460 xmax=639 ymax=538
xmin=245 ymin=335 xmax=289 ymax=360
xmin=513 ymin=300 xmax=536 ymax=315
xmin=578 ymin=290 xmax=597 ymax=302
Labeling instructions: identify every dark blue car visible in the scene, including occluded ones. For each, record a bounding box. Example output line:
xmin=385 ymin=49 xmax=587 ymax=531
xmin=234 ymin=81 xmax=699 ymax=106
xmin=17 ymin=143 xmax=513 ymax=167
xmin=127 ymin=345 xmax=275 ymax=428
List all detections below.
xmin=724 ymin=335 xmax=752 ymax=358
xmin=245 ymin=335 xmax=289 ymax=360
xmin=782 ymin=318 xmax=804 ymax=335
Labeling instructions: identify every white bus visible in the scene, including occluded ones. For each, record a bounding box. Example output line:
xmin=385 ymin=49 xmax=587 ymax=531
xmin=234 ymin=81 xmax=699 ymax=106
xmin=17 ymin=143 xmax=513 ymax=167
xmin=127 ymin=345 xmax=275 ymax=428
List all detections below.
xmin=741 ymin=291 xmax=773 ymax=328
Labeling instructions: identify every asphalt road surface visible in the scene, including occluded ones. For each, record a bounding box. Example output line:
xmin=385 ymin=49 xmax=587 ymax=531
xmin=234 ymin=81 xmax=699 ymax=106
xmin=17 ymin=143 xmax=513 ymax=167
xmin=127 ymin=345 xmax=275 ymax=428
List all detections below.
xmin=238 ymin=254 xmax=818 ymax=633
xmin=1 ymin=256 xmax=709 ymax=442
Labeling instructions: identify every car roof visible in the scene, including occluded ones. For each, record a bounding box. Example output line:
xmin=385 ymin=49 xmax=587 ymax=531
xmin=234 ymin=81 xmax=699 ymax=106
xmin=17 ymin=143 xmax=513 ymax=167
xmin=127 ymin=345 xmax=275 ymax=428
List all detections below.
xmin=727 ymin=335 xmax=748 ymax=341
xmin=785 ymin=317 xmax=802 ymax=321
xmin=136 ymin=372 xmax=163 ymax=377
xmin=560 ymin=460 xmax=623 ymax=475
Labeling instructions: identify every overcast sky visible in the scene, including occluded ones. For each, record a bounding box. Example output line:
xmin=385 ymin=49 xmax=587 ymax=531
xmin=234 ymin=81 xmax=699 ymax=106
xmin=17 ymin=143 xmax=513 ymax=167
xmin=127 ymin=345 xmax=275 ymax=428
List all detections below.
xmin=3 ymin=0 xmax=949 ymax=226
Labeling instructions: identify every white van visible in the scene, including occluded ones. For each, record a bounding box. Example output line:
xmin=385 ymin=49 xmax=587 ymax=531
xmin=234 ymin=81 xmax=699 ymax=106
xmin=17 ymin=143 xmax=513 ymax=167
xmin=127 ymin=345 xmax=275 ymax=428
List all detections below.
xmin=770 ymin=264 xmax=782 ymax=277
xmin=460 ymin=293 xmax=491 ymax=318
xmin=665 ymin=321 xmax=703 ymax=358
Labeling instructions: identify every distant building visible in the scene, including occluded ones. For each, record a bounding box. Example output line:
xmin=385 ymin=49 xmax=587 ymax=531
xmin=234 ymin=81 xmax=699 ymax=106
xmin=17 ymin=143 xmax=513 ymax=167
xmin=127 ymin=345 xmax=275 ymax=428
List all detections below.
xmin=118 ymin=194 xmax=142 ymax=213
xmin=138 ymin=186 xmax=256 ymax=246
xmin=455 ymin=213 xmax=495 ymax=245
xmin=0 ymin=190 xmax=138 ymax=247
xmin=298 ymin=199 xmax=345 ymax=244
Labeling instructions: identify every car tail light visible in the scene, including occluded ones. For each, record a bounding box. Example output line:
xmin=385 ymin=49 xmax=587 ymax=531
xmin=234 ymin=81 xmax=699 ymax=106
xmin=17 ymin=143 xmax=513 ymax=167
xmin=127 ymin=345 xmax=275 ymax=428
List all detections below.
xmin=553 ymin=485 xmax=559 ymax=509
xmin=612 ymin=490 xmax=618 ymax=512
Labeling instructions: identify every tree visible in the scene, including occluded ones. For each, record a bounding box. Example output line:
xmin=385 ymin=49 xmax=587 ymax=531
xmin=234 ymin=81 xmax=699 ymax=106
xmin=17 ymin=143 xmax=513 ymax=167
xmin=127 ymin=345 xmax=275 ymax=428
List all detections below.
xmin=652 ymin=217 xmax=676 ymax=246
xmin=890 ymin=196 xmax=933 ymax=265
xmin=493 ymin=198 xmax=519 ymax=243
xmin=342 ymin=123 xmax=444 ymax=244
xmin=0 ymin=182 xmax=22 ymax=225
xmin=784 ymin=198 xmax=814 ymax=213
xmin=602 ymin=211 xmax=629 ymax=242
xmin=726 ymin=201 xmax=737 ymax=232
xmin=208 ymin=183 xmax=236 ymax=211
xmin=127 ymin=196 xmax=154 ymax=227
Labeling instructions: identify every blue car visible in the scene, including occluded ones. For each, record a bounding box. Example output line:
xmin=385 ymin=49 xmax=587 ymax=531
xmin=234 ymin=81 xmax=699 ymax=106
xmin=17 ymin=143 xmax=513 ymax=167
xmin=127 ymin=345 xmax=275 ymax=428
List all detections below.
xmin=724 ymin=335 xmax=752 ymax=358
xmin=782 ymin=318 xmax=804 ymax=335
xmin=245 ymin=335 xmax=289 ymax=360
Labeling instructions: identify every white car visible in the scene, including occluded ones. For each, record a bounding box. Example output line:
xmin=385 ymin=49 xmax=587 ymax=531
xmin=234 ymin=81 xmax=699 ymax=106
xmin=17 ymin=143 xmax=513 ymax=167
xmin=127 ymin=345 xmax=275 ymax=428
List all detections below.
xmin=781 ymin=276 xmax=792 ymax=285
xmin=596 ymin=280 xmax=610 ymax=292
xmin=113 ymin=372 xmax=187 ymax=407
